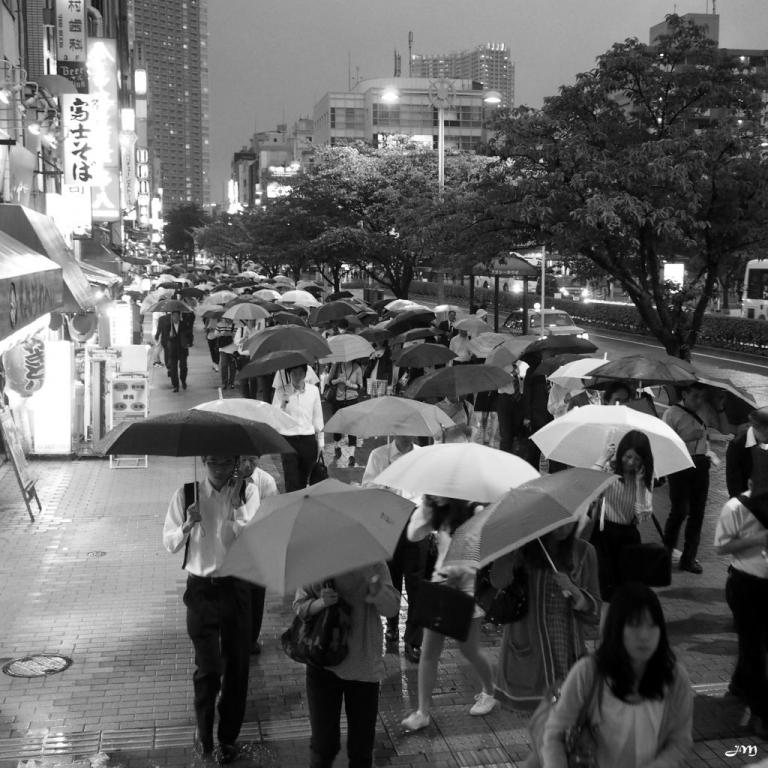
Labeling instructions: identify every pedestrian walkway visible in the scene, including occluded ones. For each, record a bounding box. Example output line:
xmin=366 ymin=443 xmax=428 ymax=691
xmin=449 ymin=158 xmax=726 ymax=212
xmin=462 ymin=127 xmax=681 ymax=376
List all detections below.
xmin=0 ymin=327 xmax=766 ymax=767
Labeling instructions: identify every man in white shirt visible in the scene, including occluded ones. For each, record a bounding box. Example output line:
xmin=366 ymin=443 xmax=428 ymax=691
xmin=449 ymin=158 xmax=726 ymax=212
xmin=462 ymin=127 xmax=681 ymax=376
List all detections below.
xmin=363 ymin=437 xmax=425 ymax=663
xmin=449 ymin=329 xmax=473 ymax=363
xmin=163 ymin=455 xmax=265 ymax=763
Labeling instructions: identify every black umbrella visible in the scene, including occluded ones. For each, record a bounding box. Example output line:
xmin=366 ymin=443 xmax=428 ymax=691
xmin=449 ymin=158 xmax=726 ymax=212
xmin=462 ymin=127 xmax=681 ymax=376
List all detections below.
xmin=328 ymin=290 xmax=354 ymax=301
xmin=95 ymin=409 xmax=294 ymax=457
xmin=201 ymin=308 xmax=224 ymax=320
xmin=271 ymin=311 xmax=307 ymax=326
xmin=386 ymin=308 xmax=436 ymax=336
xmin=121 ymin=254 xmax=151 ymax=266
xmin=358 ymin=327 xmax=392 ymax=344
xmin=406 ymin=364 xmax=513 ymax=400
xmin=242 ymin=326 xmax=332 ymax=359
xmin=391 ymin=327 xmax=438 ymax=346
xmin=146 ymin=299 xmax=194 ymax=314
xmin=157 ymin=281 xmax=178 ymax=289
xmin=395 ymin=343 xmax=457 ymax=368
xmin=237 ymin=349 xmax=315 ymax=380
xmin=529 ymin=353 xmax=593 ymax=379
xmin=587 ymin=354 xmax=696 ymax=386
xmin=309 ymin=301 xmax=358 ymax=326
xmin=180 ymin=286 xmax=205 ymax=300
xmin=372 ymin=297 xmax=395 ymax=312
xmin=122 ymin=289 xmax=143 ymax=300
xmin=522 ymin=336 xmax=598 ymax=358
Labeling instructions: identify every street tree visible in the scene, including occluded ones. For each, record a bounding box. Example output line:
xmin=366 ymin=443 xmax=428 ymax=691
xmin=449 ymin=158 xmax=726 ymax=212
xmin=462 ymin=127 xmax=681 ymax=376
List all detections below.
xmin=164 ymin=203 xmax=209 ymax=262
xmin=479 ymin=15 xmax=768 ymax=358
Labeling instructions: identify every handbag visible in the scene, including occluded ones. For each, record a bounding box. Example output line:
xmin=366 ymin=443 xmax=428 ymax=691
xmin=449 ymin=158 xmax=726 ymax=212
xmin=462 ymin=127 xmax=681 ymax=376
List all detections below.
xmin=412 ymin=579 xmax=475 ymax=642
xmin=308 ymin=454 xmax=329 ymax=485
xmin=527 ymin=659 xmax=601 ymax=768
xmin=281 ymin=582 xmax=351 ymax=668
xmin=474 ymin=564 xmax=528 ymax=625
xmin=617 ymin=514 xmax=672 ymax=588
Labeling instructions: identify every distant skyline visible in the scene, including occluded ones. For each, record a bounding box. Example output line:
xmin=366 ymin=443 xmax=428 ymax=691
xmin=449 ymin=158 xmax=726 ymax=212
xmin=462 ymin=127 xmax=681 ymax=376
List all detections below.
xmin=207 ymin=0 xmax=768 ymax=203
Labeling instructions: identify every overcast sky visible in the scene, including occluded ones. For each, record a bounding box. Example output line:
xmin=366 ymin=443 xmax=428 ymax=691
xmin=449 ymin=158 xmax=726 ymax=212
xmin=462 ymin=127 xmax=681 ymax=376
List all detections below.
xmin=207 ymin=0 xmax=768 ymax=202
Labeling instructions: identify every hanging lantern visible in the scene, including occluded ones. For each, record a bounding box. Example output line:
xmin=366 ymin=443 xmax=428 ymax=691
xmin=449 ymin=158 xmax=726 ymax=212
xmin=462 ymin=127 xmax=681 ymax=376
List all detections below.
xmin=2 ymin=338 xmax=46 ymax=397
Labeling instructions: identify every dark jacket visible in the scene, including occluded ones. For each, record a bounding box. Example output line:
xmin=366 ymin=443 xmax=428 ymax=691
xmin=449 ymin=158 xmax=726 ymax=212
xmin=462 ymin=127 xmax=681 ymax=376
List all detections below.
xmin=155 ymin=314 xmax=193 ymax=352
xmin=726 ymin=430 xmax=751 ymax=498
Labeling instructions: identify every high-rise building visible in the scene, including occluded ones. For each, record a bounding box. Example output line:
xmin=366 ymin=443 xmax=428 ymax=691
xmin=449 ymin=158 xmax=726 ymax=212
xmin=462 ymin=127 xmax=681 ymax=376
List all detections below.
xmin=132 ymin=0 xmax=210 ymax=208
xmin=411 ymin=43 xmax=514 ymax=108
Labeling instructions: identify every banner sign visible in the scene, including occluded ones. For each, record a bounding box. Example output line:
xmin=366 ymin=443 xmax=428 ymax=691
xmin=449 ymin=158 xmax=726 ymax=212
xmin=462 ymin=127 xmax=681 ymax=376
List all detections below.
xmin=55 ymin=0 xmax=88 ymax=93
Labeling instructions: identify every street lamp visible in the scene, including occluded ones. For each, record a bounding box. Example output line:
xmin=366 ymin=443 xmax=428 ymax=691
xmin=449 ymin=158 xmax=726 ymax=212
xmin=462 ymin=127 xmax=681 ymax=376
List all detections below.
xmin=483 ymin=90 xmax=502 ymax=106
xmin=381 ymin=86 xmax=399 ymax=104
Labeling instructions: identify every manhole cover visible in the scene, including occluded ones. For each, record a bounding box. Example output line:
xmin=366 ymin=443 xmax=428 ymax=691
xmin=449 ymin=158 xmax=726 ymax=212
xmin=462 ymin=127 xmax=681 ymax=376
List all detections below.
xmin=87 ymin=551 xmax=107 ymax=558
xmin=3 ymin=654 xmax=72 ymax=677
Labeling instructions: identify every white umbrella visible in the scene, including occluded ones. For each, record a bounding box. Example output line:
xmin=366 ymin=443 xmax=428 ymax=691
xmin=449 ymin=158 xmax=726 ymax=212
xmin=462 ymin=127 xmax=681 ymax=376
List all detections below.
xmin=280 ymin=289 xmax=321 ymax=307
xmin=385 ymin=299 xmax=425 ymax=313
xmin=320 ymin=334 xmax=375 ymax=364
xmin=547 ymin=358 xmax=607 ymax=390
xmin=323 ymin=396 xmax=454 ymax=437
xmin=194 ymin=397 xmax=301 ymax=434
xmin=454 ymin=317 xmax=491 ymax=337
xmin=208 ymin=290 xmax=238 ymax=304
xmin=222 ymin=303 xmax=270 ymax=322
xmin=530 ymin=404 xmax=694 ymax=477
xmin=255 ymin=288 xmax=281 ymax=301
xmin=374 ymin=443 xmax=540 ymax=503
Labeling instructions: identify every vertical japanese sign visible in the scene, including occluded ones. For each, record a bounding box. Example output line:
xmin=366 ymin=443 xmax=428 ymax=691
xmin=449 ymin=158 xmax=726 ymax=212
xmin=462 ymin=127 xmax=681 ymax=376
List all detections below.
xmin=62 ymin=93 xmax=94 ymax=186
xmin=87 ymin=40 xmax=120 ymax=222
xmin=55 ymin=0 xmax=88 ymax=93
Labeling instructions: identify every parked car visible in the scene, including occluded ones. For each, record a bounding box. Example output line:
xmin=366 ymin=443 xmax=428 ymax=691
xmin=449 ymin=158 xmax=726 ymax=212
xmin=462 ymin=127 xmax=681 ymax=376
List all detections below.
xmin=502 ymin=308 xmax=589 ymax=339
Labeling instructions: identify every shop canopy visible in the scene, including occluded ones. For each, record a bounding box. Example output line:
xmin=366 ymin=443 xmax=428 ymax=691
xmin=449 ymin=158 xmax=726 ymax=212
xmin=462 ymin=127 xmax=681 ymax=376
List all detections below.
xmin=0 ymin=230 xmax=63 ymax=342
xmin=79 ymin=260 xmax=123 ymax=288
xmin=79 ymin=238 xmax=122 ymax=275
xmin=0 ymin=204 xmax=95 ymax=312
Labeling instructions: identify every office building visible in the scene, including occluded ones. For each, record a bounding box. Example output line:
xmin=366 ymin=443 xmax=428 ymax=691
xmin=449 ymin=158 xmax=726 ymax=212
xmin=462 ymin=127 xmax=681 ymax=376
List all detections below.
xmin=132 ymin=0 xmax=210 ymax=207
xmin=411 ymin=43 xmax=514 ymax=108
xmin=313 ymin=77 xmax=489 ymax=150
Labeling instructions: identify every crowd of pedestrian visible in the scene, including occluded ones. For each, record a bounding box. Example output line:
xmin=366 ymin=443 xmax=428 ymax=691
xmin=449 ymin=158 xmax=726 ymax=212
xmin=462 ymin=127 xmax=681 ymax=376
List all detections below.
xmin=128 ymin=268 xmax=768 ymax=767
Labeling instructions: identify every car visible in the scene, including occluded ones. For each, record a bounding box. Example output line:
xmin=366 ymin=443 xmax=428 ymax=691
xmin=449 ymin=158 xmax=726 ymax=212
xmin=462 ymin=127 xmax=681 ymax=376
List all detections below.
xmin=502 ymin=308 xmax=589 ymax=339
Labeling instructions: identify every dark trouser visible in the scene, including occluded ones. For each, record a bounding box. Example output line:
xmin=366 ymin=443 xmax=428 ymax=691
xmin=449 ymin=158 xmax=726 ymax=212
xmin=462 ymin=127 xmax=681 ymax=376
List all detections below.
xmin=591 ymin=520 xmax=641 ymax=601
xmin=496 ymin=393 xmax=523 ymax=454
xmin=219 ymin=351 xmax=237 ymax=388
xmin=239 ymin=376 xmax=259 ymax=399
xmin=331 ymin=398 xmax=358 ymax=447
xmin=207 ymin=338 xmax=219 ymax=364
xmin=305 ymin=664 xmax=379 ymax=768
xmin=166 ymin=348 xmax=188 ymax=389
xmin=251 ymin=584 xmax=266 ymax=642
xmin=725 ymin=566 xmax=768 ymax=721
xmin=183 ymin=575 xmax=252 ymax=748
xmin=386 ymin=530 xmax=429 ymax=648
xmin=281 ymin=434 xmax=318 ymax=492
xmin=663 ymin=455 xmax=710 ymax=562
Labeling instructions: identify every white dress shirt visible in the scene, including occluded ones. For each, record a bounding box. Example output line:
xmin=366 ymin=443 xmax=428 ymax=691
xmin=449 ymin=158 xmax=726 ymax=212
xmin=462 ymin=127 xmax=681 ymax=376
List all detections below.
xmin=162 ymin=476 xmax=265 ymax=576
xmin=714 ymin=492 xmax=768 ymax=579
xmin=362 ymin=443 xmax=421 ymax=498
xmin=248 ymin=466 xmax=278 ymax=500
xmin=272 ymin=382 xmax=324 ymax=444
xmin=449 ymin=334 xmax=473 ymax=362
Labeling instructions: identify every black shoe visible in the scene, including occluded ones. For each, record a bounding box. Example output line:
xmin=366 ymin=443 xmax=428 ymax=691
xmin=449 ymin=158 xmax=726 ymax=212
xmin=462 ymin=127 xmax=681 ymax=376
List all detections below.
xmin=172 ymin=387 xmax=179 ymax=393
xmin=348 ymin=456 xmax=356 ymax=467
xmin=385 ymin=628 xmax=398 ymax=643
xmin=182 ymin=381 xmax=187 ymax=390
xmin=404 ymin=644 xmax=421 ymax=664
xmin=218 ymin=742 xmax=240 ymax=765
xmin=749 ymin=715 xmax=768 ymax=740
xmin=250 ymin=640 xmax=261 ymax=655
xmin=679 ymin=558 xmax=703 ymax=574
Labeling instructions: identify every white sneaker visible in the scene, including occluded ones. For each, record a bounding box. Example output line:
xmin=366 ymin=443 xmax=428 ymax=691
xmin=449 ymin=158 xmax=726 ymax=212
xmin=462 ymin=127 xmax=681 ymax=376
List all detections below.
xmin=469 ymin=691 xmax=497 ymax=716
xmin=401 ymin=710 xmax=430 ymax=731
xmin=671 ymin=548 xmax=683 ymax=565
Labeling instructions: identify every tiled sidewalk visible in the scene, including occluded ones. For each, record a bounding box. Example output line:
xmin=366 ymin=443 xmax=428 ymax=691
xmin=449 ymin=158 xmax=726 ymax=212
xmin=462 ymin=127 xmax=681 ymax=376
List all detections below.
xmin=0 ymin=333 xmax=767 ymax=767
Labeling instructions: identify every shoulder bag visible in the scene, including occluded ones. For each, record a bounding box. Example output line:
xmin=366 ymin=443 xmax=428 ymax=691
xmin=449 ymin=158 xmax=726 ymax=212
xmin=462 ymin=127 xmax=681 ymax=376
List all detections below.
xmin=412 ymin=578 xmax=475 ymax=642
xmin=281 ymin=581 xmax=351 ymax=668
xmin=474 ymin=564 xmax=528 ymax=625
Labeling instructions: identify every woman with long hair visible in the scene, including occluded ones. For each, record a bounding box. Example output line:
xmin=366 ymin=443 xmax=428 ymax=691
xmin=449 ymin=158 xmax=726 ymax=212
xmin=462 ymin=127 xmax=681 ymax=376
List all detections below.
xmin=541 ymin=582 xmax=693 ymax=767
xmin=401 ymin=495 xmax=497 ymax=730
xmin=590 ymin=430 xmax=654 ymax=602
xmin=491 ymin=524 xmax=601 ymax=710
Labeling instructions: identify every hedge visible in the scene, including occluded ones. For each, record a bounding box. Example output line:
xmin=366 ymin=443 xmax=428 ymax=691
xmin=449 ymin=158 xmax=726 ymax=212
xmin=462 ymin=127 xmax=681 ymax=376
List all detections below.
xmin=408 ymin=281 xmax=768 ymax=356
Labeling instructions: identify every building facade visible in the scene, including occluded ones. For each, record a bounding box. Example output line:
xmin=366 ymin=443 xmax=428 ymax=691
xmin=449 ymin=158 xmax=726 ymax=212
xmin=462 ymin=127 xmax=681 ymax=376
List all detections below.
xmin=132 ymin=0 xmax=210 ymax=208
xmin=410 ymin=43 xmax=514 ymax=108
xmin=313 ymin=77 xmax=489 ymax=151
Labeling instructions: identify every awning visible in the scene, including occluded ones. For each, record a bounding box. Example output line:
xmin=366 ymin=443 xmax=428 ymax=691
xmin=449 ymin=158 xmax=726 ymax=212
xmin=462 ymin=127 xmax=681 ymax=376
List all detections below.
xmin=0 ymin=230 xmax=63 ymax=342
xmin=79 ymin=238 xmax=123 ymax=275
xmin=79 ymin=260 xmax=123 ymax=287
xmin=0 ymin=204 xmax=95 ymax=311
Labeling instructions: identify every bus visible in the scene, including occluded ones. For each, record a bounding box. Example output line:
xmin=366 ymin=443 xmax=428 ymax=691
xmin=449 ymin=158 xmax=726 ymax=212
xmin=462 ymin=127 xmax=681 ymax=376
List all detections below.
xmin=742 ymin=259 xmax=768 ymax=319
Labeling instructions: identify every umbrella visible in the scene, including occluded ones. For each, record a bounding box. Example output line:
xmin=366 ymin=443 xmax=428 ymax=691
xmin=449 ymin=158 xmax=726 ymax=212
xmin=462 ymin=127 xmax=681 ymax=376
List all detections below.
xmin=454 ymin=317 xmax=491 ymax=337
xmin=230 ymin=279 xmax=257 ymax=289
xmin=255 ymin=288 xmax=282 ymax=301
xmin=242 ymin=326 xmax=332 ymax=359
xmin=320 ymin=333 xmax=375 ymax=364
xmin=530 ymin=353 xmax=592 ymax=379
xmin=394 ymin=343 xmax=457 ymax=368
xmin=193 ymin=398 xmax=301 ymax=434
xmin=271 ymin=275 xmax=295 ymax=287
xmin=157 ymin=281 xmax=178 ymax=289
xmin=384 ymin=298 xmax=423 ymax=313
xmin=374 ymin=443 xmax=540 ymax=503
xmin=297 ymin=279 xmax=323 ymax=291
xmin=237 ymin=349 xmax=315 ymax=379
xmin=271 ymin=311 xmax=307 ymax=326
xmin=310 ymin=301 xmax=359 ymax=325
xmin=222 ymin=303 xmax=270 ymax=322
xmin=280 ymin=289 xmax=321 ymax=307
xmin=122 ymin=289 xmax=143 ymax=300
xmin=218 ymin=478 xmax=416 ymax=594
xmin=406 ymin=364 xmax=513 ymax=400
xmin=328 ymin=290 xmax=354 ymax=301
xmin=146 ymin=299 xmax=194 ymax=314
xmin=548 ymin=358 xmax=608 ymax=390
xmin=179 ymin=286 xmax=205 ymax=300
xmin=323 ymin=396 xmax=455 ymax=438
xmin=208 ymin=290 xmax=238 ymax=304
xmin=359 ymin=327 xmax=392 ymax=344
xmin=391 ymin=327 xmax=438 ymax=346
xmin=477 ymin=469 xmax=616 ymax=567
xmin=485 ymin=345 xmax=517 ymax=369
xmin=95 ymin=409 xmax=294 ymax=457
xmin=434 ymin=304 xmax=462 ymax=314
xmin=522 ymin=336 xmax=598 ymax=357
xmin=695 ymin=375 xmax=758 ymax=424
xmin=386 ymin=308 xmax=436 ymax=336
xmin=587 ymin=354 xmax=696 ymax=387
xmin=201 ymin=308 xmax=224 ymax=320
xmin=530 ymin=404 xmax=694 ymax=477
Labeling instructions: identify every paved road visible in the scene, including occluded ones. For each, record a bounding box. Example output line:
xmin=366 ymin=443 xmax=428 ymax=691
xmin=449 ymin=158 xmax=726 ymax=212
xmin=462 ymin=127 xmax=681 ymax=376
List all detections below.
xmin=0 ymin=317 xmax=767 ymax=767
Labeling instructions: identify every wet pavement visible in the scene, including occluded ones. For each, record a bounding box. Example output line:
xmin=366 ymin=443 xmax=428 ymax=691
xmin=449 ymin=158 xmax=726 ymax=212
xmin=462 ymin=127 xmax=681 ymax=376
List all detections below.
xmin=1 ymin=322 xmax=768 ymax=767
